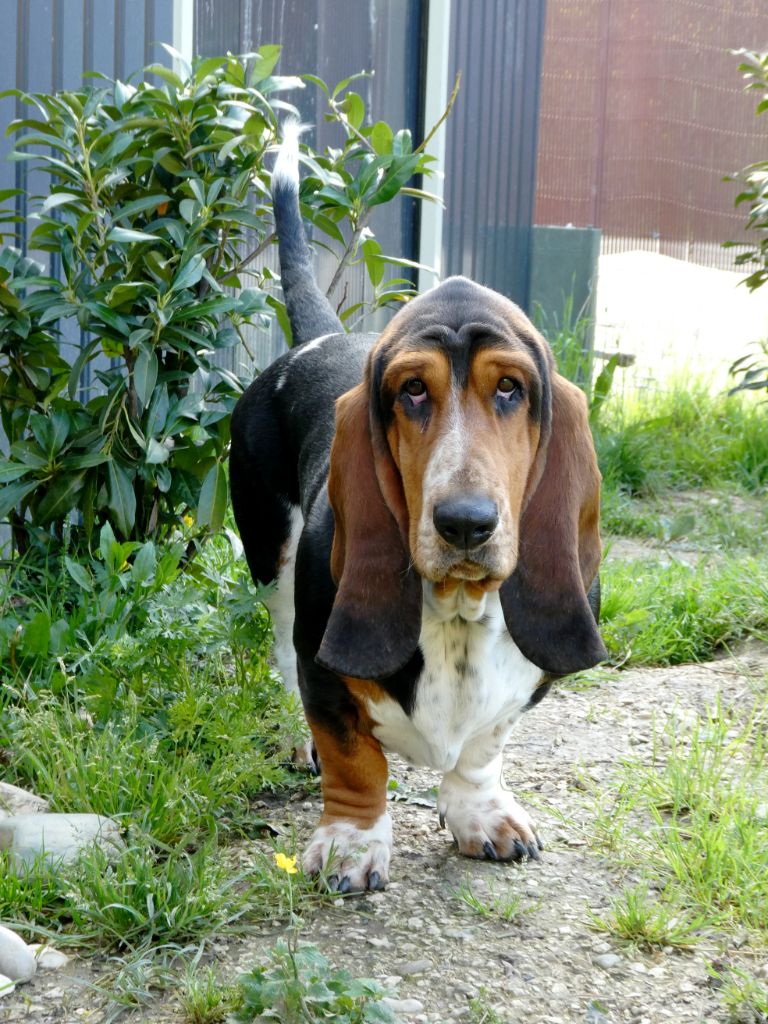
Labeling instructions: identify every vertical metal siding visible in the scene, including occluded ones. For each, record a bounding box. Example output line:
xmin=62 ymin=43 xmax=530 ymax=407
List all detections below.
xmin=442 ymin=0 xmax=546 ymax=309
xmin=0 ymin=0 xmax=173 ymax=249
xmin=194 ymin=0 xmax=425 ymax=370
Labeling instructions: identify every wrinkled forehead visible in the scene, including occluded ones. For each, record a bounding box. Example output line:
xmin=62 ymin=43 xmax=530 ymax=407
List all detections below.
xmin=375 ymin=276 xmax=546 ymax=380
xmin=372 ymin=277 xmax=551 ymax=415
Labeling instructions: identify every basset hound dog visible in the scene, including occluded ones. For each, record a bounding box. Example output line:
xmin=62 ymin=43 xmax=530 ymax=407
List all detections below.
xmin=230 ymin=121 xmax=606 ymax=893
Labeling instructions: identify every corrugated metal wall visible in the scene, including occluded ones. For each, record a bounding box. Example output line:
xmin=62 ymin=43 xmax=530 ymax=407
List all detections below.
xmin=0 ymin=0 xmax=174 ymax=244
xmin=535 ymin=0 xmax=768 ymax=269
xmin=194 ymin=0 xmax=425 ymax=369
xmin=442 ymin=0 xmax=546 ymax=308
xmin=0 ymin=1 xmax=547 ymax=373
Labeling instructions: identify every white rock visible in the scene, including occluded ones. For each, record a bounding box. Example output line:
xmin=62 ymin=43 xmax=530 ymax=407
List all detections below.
xmin=0 ymin=925 xmax=37 ymax=983
xmin=28 ymin=944 xmax=70 ymax=970
xmin=0 ymin=974 xmax=16 ymax=998
xmin=593 ymin=953 xmax=622 ymax=969
xmin=0 ymin=813 xmax=124 ymax=868
xmin=0 ymin=782 xmax=49 ymax=817
xmin=382 ymin=997 xmax=425 ymax=1014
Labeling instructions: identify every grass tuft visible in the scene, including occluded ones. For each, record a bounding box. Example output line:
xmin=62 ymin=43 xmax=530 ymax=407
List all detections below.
xmin=590 ymin=883 xmax=704 ymax=949
xmin=588 ymin=698 xmax=768 ymax=938
xmin=599 ymin=557 xmax=768 ymax=665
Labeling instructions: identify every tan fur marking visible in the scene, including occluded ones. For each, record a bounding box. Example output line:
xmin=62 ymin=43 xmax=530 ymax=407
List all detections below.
xmin=308 ymin=716 xmax=389 ymax=829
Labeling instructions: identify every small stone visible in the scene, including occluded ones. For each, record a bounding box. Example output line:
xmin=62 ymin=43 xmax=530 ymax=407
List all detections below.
xmin=630 ymin=961 xmax=647 ymax=973
xmin=0 ymin=974 xmax=16 ymax=998
xmin=382 ymin=975 xmax=402 ymax=988
xmin=0 ymin=925 xmax=36 ymax=982
xmin=648 ymin=965 xmax=665 ymax=978
xmin=444 ymin=928 xmax=472 ymax=941
xmin=550 ymin=982 xmax=569 ymax=998
xmin=28 ymin=944 xmax=70 ymax=969
xmin=406 ymin=916 xmax=425 ymax=930
xmin=0 ymin=783 xmax=49 ymax=817
xmin=366 ymin=935 xmax=390 ymax=948
xmin=0 ymin=813 xmax=124 ymax=868
xmin=592 ymin=941 xmax=612 ymax=954
xmin=399 ymin=959 xmax=432 ymax=977
xmin=593 ymin=953 xmax=622 ymax=970
xmin=755 ymin=962 xmax=768 ymax=981
xmin=383 ymin=997 xmax=424 ymax=1014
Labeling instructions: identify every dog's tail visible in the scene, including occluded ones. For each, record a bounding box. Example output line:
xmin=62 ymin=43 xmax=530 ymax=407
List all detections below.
xmin=271 ymin=119 xmax=344 ymax=346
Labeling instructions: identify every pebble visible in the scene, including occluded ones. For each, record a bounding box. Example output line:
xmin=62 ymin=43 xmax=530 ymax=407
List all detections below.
xmin=366 ymin=935 xmax=390 ymax=948
xmin=630 ymin=961 xmax=648 ymax=973
xmin=593 ymin=953 xmax=622 ymax=969
xmin=0 ymin=925 xmax=37 ymax=983
xmin=756 ymin=962 xmax=768 ymax=981
xmin=0 ymin=974 xmax=16 ymax=998
xmin=28 ymin=944 xmax=70 ymax=969
xmin=399 ymin=959 xmax=432 ymax=976
xmin=0 ymin=813 xmax=124 ymax=867
xmin=382 ymin=997 xmax=424 ymax=1014
xmin=0 ymin=783 xmax=49 ymax=817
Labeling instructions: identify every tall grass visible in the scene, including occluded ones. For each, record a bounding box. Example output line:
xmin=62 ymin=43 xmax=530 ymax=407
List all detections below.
xmin=596 ymin=379 xmax=768 ymax=495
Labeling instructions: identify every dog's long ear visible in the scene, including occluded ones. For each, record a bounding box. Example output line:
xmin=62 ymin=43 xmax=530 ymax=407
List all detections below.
xmin=500 ymin=373 xmax=607 ymax=675
xmin=316 ymin=379 xmax=422 ymax=680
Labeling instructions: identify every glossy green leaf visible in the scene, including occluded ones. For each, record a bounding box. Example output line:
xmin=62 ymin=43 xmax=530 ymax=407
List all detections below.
xmin=196 ymin=461 xmax=227 ymax=531
xmin=36 ymin=471 xmax=85 ymax=525
xmin=107 ymin=461 xmax=136 ymax=538
xmin=134 ymin=346 xmax=158 ymax=410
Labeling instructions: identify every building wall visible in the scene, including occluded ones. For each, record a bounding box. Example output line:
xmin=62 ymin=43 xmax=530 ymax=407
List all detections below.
xmin=535 ymin=0 xmax=768 ymax=268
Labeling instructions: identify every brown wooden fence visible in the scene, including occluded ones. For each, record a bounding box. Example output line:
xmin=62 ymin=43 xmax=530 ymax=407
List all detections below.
xmin=535 ymin=0 xmax=768 ymax=269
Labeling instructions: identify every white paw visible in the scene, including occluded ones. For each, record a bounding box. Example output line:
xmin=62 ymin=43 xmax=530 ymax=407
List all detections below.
xmin=301 ymin=814 xmax=392 ymax=892
xmin=438 ymin=776 xmax=541 ymax=862
xmin=291 ymin=737 xmax=318 ymax=772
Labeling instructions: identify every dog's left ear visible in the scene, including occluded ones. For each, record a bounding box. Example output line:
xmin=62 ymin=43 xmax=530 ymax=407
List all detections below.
xmin=500 ymin=373 xmax=607 ymax=675
xmin=316 ymin=378 xmax=422 ymax=680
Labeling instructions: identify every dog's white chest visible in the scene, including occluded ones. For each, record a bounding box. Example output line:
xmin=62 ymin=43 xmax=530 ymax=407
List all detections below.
xmin=368 ymin=585 xmax=543 ymax=772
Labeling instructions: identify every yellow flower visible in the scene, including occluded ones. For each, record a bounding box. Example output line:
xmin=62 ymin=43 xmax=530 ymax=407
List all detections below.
xmin=183 ymin=514 xmax=194 ymax=527
xmin=274 ymin=852 xmax=298 ymax=875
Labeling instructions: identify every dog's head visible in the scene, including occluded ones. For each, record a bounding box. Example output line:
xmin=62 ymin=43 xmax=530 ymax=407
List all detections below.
xmin=317 ymin=277 xmax=607 ymax=680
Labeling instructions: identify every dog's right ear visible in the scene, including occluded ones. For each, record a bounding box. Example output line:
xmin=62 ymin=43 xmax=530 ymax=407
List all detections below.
xmin=316 ymin=379 xmax=422 ymax=680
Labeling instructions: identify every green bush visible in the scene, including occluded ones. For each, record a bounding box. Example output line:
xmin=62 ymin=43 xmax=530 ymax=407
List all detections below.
xmin=0 ymin=46 xmax=437 ymax=553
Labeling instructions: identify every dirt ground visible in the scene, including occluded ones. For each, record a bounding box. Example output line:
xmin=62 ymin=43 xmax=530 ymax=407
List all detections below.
xmin=7 ymin=641 xmax=768 ymax=1024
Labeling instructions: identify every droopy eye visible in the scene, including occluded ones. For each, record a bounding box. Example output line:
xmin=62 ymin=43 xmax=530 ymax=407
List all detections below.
xmin=404 ymin=378 xmax=428 ymax=405
xmin=496 ymin=376 xmax=523 ymax=400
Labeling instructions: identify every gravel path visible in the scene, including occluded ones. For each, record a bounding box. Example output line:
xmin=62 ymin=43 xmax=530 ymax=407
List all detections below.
xmin=6 ymin=643 xmax=768 ymax=1024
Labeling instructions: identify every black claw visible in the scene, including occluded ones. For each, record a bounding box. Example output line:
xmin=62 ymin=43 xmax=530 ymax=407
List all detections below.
xmin=513 ymin=839 xmax=527 ymax=861
xmin=439 ymin=811 xmax=446 ymax=829
xmin=338 ymin=876 xmax=351 ymax=894
xmin=483 ymin=840 xmax=498 ymax=861
xmin=536 ymin=835 xmax=544 ymax=851
xmin=527 ymin=841 xmax=541 ymax=861
xmin=368 ymin=871 xmax=383 ymax=891
xmin=327 ymin=874 xmax=339 ymax=892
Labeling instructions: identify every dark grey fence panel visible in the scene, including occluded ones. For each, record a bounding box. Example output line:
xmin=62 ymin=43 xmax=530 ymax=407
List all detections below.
xmin=0 ymin=0 xmax=174 ymax=247
xmin=442 ymin=0 xmax=546 ymax=310
xmin=194 ymin=0 xmax=425 ymax=372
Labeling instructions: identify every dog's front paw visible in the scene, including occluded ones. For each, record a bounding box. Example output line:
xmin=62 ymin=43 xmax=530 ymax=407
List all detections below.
xmin=301 ymin=813 xmax=393 ymax=892
xmin=438 ymin=775 xmax=542 ymax=862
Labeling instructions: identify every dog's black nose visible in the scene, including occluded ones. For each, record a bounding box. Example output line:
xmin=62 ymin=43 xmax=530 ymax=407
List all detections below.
xmin=433 ymin=496 xmax=499 ymax=550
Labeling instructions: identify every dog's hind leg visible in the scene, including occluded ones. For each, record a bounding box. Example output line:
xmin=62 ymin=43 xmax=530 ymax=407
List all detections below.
xmin=264 ymin=506 xmax=317 ymax=769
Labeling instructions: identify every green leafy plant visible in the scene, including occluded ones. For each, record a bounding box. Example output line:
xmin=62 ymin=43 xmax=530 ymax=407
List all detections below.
xmin=237 ymin=941 xmax=396 ymax=1024
xmin=534 ymin=292 xmax=623 ymax=425
xmin=726 ymin=49 xmax=768 ymax=293
xmin=0 ymin=46 xmax=440 ymax=552
xmin=726 ymin=49 xmax=768 ymax=394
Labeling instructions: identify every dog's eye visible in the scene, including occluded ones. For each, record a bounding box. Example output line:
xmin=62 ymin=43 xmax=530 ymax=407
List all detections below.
xmin=496 ymin=376 xmax=523 ymax=400
xmin=404 ymin=378 xmax=428 ymax=406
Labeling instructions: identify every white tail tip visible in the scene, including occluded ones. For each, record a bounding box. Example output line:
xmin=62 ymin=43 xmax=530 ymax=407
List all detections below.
xmin=272 ymin=118 xmax=309 ymax=191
